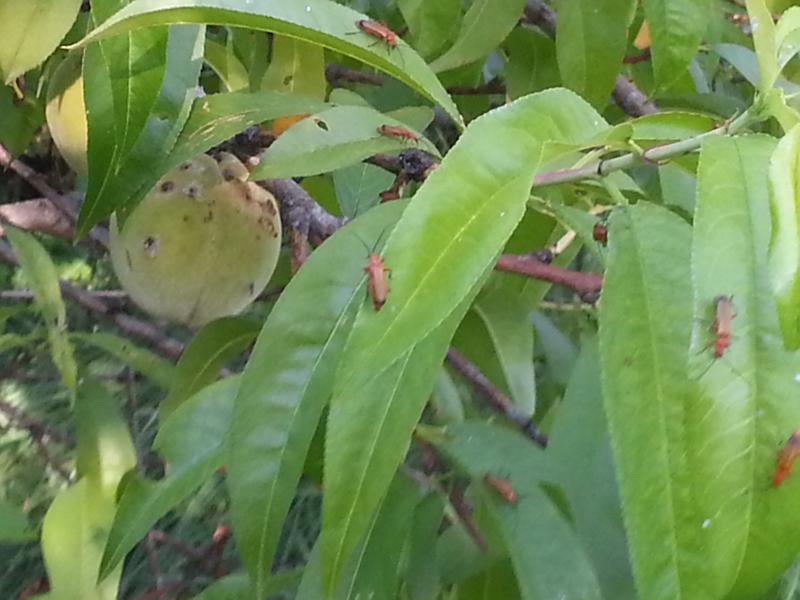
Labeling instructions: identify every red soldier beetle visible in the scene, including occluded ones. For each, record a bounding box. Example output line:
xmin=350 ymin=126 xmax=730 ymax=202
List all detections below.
xmin=364 ymin=252 xmax=390 ymax=311
xmin=353 ymin=226 xmax=392 ymax=311
xmin=354 ymin=19 xmax=398 ymax=49
xmin=377 ymin=124 xmax=419 ymax=144
xmin=773 ymin=430 xmax=800 ymax=487
xmin=483 ymin=473 xmax=518 ymax=505
xmin=693 ymin=294 xmax=738 ymax=379
xmin=710 ymin=295 xmax=735 ymax=359
xmin=592 ymin=222 xmax=608 ymax=246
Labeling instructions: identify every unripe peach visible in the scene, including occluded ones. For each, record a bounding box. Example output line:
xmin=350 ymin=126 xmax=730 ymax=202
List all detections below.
xmin=109 ymin=153 xmax=282 ymax=327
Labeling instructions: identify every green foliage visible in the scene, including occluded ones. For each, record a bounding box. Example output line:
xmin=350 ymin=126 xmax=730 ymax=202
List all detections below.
xmin=7 ymin=1 xmax=800 ymax=599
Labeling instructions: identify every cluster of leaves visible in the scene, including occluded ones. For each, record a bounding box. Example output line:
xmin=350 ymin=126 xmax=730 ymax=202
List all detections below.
xmin=5 ymin=0 xmax=800 ymax=599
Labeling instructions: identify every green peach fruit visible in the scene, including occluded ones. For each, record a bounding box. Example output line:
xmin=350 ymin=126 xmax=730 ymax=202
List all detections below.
xmin=109 ymin=153 xmax=282 ymax=327
xmin=46 ymin=53 xmax=88 ymax=177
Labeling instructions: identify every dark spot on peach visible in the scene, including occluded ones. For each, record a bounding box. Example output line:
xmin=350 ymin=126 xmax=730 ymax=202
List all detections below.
xmin=182 ymin=215 xmax=189 ymax=222
xmin=314 ymin=119 xmax=329 ymax=131
xmin=143 ymin=236 xmax=159 ymax=258
xmin=222 ymin=168 xmax=235 ymax=181
xmin=186 ymin=185 xmax=200 ymax=199
xmin=283 ymin=74 xmax=293 ymax=86
xmin=179 ymin=162 xmax=192 ymax=171
xmin=160 ymin=181 xmax=174 ymax=192
xmin=203 ymin=210 xmax=214 ymax=223
xmin=248 ymin=282 xmax=255 ymax=295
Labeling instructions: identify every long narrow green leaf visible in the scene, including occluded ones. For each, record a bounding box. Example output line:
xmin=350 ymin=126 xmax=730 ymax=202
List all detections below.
xmin=336 ymin=89 xmax=607 ymax=396
xmin=68 ymin=0 xmax=462 ymax=126
xmin=429 ymin=0 xmax=527 ymax=73
xmin=598 ymin=204 xmax=696 ymax=600
xmin=0 ymin=0 xmax=82 ymax=83
xmin=251 ymin=105 xmax=439 ymax=180
xmin=432 ymin=421 xmax=601 ymax=600
xmin=193 ymin=570 xmax=303 ymax=600
xmin=87 ymin=90 xmax=328 ymax=231
xmin=99 ymin=377 xmax=238 ymax=578
xmin=104 ymin=28 xmax=168 ymax=160
xmin=227 ymin=202 xmax=405 ymax=597
xmin=547 ymin=339 xmax=635 ymax=599
xmin=643 ymin=0 xmax=713 ymax=90
xmin=691 ymin=137 xmax=800 ymax=599
xmin=556 ymin=0 xmax=635 ymax=109
xmin=767 ymin=125 xmax=800 ymax=349
xmin=404 ymin=493 xmax=444 ymax=599
xmin=204 ymin=39 xmax=249 ymax=92
xmin=0 ymin=500 xmax=34 ymax=543
xmin=79 ymin=24 xmax=206 ymax=235
xmin=472 ymin=276 xmax=535 ymax=415
xmin=160 ymin=316 xmax=259 ymax=418
xmin=42 ymin=380 xmax=136 ymax=599
xmin=745 ymin=0 xmax=778 ymax=91
xmin=4 ymin=226 xmax=77 ymax=393
xmin=340 ymin=474 xmax=423 ymax=600
xmin=397 ymin=0 xmax=461 ymax=60
xmin=262 ymin=35 xmax=326 ymax=98
xmin=322 ymin=281 xmax=484 ymax=594
xmin=71 ymin=332 xmax=175 ymax=389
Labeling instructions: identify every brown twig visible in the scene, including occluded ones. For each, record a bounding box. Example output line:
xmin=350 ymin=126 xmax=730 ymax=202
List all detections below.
xmin=17 ymin=577 xmax=49 ymax=600
xmin=0 ymin=396 xmax=72 ymax=446
xmin=149 ymin=529 xmax=205 ymax=562
xmin=448 ymin=486 xmax=488 ymax=553
xmin=1 ymin=289 xmax=129 ymax=303
xmin=446 ymin=79 xmax=506 ymax=96
xmin=522 ymin=0 xmax=657 ymax=116
xmin=0 ymin=199 xmax=76 ymax=240
xmin=0 ymin=144 xmax=77 ymax=224
xmin=258 ymin=178 xmax=347 ymax=244
xmin=132 ymin=582 xmax=186 ymax=600
xmin=0 ymin=239 xmax=186 ymax=361
xmin=495 ymin=253 xmax=602 ymax=297
xmin=445 ymin=347 xmax=548 ymax=447
xmin=0 ymin=396 xmax=73 ymax=480
xmin=623 ymin=49 xmax=652 ymax=65
xmin=145 ymin=532 xmax=164 ymax=589
xmin=325 ymin=64 xmax=385 ymax=87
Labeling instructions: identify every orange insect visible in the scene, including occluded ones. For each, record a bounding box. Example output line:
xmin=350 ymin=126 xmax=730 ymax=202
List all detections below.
xmin=773 ymin=430 xmax=800 ymax=487
xmin=483 ymin=473 xmax=518 ymax=505
xmin=592 ymin=222 xmax=608 ymax=246
xmin=355 ymin=19 xmax=398 ymax=49
xmin=364 ymin=252 xmax=390 ymax=311
xmin=377 ymin=124 xmax=419 ymax=144
xmin=710 ymin=295 xmax=735 ymax=359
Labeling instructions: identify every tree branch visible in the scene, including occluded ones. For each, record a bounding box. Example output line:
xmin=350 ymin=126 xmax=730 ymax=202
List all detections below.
xmin=446 ymin=347 xmax=548 ymax=447
xmin=0 ymin=239 xmax=186 ymax=361
xmin=532 ymin=109 xmax=753 ymax=188
xmin=258 ymin=178 xmax=347 ymax=244
xmin=522 ymin=0 xmax=658 ymax=116
xmin=0 ymin=144 xmax=78 ymax=223
xmin=0 ymin=199 xmax=75 ymax=240
xmin=496 ymin=254 xmax=602 ymax=297
xmin=325 ymin=64 xmax=385 ymax=87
